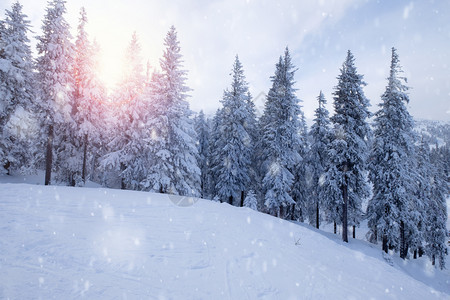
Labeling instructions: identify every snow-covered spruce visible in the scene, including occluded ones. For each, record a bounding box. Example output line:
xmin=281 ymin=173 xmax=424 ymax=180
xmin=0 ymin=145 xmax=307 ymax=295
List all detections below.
xmin=259 ymin=48 xmax=303 ymax=218
xmin=0 ymin=2 xmax=37 ymax=174
xmin=72 ymin=7 xmax=106 ymax=185
xmin=322 ymin=50 xmax=371 ymax=242
xmin=367 ymin=48 xmax=422 ymax=260
xmin=417 ymin=139 xmax=448 ymax=268
xmin=194 ymin=110 xmax=211 ymax=198
xmin=99 ymin=32 xmax=146 ymax=190
xmin=213 ymin=56 xmax=255 ymax=206
xmin=208 ymin=108 xmax=223 ymax=199
xmin=141 ymin=26 xmax=200 ymax=197
xmin=243 ymin=189 xmax=258 ymax=210
xmin=36 ymin=0 xmax=76 ymax=186
xmin=307 ymin=91 xmax=331 ymax=229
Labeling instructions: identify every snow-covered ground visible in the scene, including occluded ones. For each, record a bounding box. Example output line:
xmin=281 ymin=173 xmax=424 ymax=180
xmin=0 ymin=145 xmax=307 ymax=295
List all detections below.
xmin=0 ymin=177 xmax=449 ymax=299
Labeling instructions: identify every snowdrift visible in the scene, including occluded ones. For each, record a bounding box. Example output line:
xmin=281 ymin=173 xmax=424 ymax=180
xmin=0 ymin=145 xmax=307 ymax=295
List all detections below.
xmin=0 ymin=183 xmax=448 ymax=299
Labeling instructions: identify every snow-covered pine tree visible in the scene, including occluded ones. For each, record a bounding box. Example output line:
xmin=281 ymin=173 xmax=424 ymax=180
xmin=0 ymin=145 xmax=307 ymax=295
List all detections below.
xmin=214 ymin=56 xmax=254 ymax=206
xmin=307 ymin=91 xmax=331 ymax=228
xmin=100 ymin=32 xmax=146 ymax=189
xmin=243 ymin=190 xmax=258 ymax=211
xmin=36 ymin=0 xmax=75 ymax=185
xmin=366 ymin=48 xmax=418 ymax=256
xmin=291 ymin=110 xmax=309 ymax=221
xmin=406 ymin=138 xmax=429 ymax=259
xmin=243 ymin=91 xmax=259 ymax=194
xmin=142 ymin=26 xmax=200 ymax=196
xmin=431 ymin=145 xmax=449 ymax=195
xmin=0 ymin=20 xmax=3 ymax=56
xmin=260 ymin=48 xmax=302 ymax=218
xmin=324 ymin=50 xmax=371 ymax=242
xmin=208 ymin=108 xmax=224 ymax=199
xmin=194 ymin=110 xmax=210 ymax=198
xmin=73 ymin=7 xmax=104 ymax=184
xmin=0 ymin=2 xmax=37 ymax=174
xmin=426 ymin=144 xmax=448 ymax=269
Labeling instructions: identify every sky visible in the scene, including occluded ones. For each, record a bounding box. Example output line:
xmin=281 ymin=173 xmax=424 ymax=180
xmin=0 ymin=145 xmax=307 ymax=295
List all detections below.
xmin=1 ymin=0 xmax=449 ymax=122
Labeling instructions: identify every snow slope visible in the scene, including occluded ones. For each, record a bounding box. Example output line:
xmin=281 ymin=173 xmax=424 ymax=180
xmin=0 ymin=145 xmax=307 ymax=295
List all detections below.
xmin=0 ymin=183 xmax=448 ymax=299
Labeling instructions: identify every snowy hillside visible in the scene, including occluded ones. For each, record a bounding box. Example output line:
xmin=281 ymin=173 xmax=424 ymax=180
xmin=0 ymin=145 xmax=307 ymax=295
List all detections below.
xmin=1 ymin=182 xmax=448 ymax=299
xmin=414 ymin=119 xmax=450 ymax=147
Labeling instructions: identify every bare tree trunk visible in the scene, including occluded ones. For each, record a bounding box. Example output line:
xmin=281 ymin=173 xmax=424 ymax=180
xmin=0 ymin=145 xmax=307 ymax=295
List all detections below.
xmin=291 ymin=203 xmax=296 ymax=221
xmin=82 ymin=134 xmax=88 ymax=183
xmin=240 ymin=190 xmax=244 ymax=207
xmin=334 ymin=221 xmax=337 ymax=234
xmin=382 ymin=235 xmax=388 ymax=253
xmin=315 ymin=200 xmax=319 ymax=229
xmin=400 ymin=220 xmax=406 ymax=259
xmin=120 ymin=162 xmax=126 ymax=190
xmin=45 ymin=125 xmax=53 ymax=186
xmin=352 ymin=225 xmax=356 ymax=239
xmin=342 ymin=175 xmax=348 ymax=243
xmin=3 ymin=161 xmax=11 ymax=175
xmin=228 ymin=195 xmax=233 ymax=205
xmin=419 ymin=247 xmax=424 ymax=257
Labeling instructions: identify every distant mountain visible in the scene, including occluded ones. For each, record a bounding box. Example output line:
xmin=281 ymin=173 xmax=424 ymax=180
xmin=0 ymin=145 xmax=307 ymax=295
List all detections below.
xmin=414 ymin=119 xmax=450 ymax=147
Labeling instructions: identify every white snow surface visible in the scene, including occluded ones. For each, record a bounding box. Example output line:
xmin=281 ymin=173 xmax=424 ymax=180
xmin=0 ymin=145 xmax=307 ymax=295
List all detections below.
xmin=0 ymin=180 xmax=449 ymax=299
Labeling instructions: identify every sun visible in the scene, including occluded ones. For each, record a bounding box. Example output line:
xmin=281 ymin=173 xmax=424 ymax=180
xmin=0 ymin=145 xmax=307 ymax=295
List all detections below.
xmin=96 ymin=49 xmax=123 ymax=91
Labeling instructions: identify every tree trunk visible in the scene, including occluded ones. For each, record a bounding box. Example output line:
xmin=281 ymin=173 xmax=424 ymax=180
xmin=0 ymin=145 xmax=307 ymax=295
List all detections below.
xmin=432 ymin=255 xmax=435 ymax=266
xmin=228 ymin=195 xmax=233 ymax=205
xmin=291 ymin=203 xmax=296 ymax=221
xmin=334 ymin=221 xmax=337 ymax=234
xmin=82 ymin=133 xmax=88 ymax=183
xmin=240 ymin=190 xmax=244 ymax=207
xmin=413 ymin=250 xmax=417 ymax=259
xmin=382 ymin=235 xmax=388 ymax=253
xmin=315 ymin=200 xmax=319 ymax=229
xmin=342 ymin=176 xmax=348 ymax=243
xmin=3 ymin=161 xmax=11 ymax=175
xmin=419 ymin=247 xmax=424 ymax=257
xmin=352 ymin=225 xmax=356 ymax=239
xmin=400 ymin=220 xmax=406 ymax=259
xmin=45 ymin=125 xmax=53 ymax=186
xmin=120 ymin=162 xmax=126 ymax=190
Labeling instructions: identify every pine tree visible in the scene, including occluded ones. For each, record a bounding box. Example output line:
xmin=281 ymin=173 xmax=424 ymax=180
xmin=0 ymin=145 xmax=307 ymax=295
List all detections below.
xmin=366 ymin=48 xmax=418 ymax=256
xmin=244 ymin=190 xmax=258 ymax=211
xmin=36 ymin=0 xmax=75 ymax=185
xmin=307 ymin=91 xmax=331 ymax=228
xmin=214 ymin=56 xmax=254 ymax=205
xmin=142 ymin=26 xmax=200 ymax=196
xmin=324 ymin=50 xmax=371 ymax=242
xmin=73 ymin=7 xmax=104 ymax=185
xmin=194 ymin=110 xmax=210 ymax=198
xmin=0 ymin=2 xmax=37 ymax=174
xmin=260 ymin=48 xmax=302 ymax=217
xmin=426 ymin=145 xmax=448 ymax=269
xmin=208 ymin=108 xmax=224 ymax=199
xmin=244 ymin=91 xmax=259 ymax=193
xmin=100 ymin=32 xmax=146 ymax=189
xmin=291 ymin=110 xmax=309 ymax=221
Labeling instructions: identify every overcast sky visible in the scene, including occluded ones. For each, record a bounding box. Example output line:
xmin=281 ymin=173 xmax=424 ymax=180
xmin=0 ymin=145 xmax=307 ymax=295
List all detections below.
xmin=1 ymin=0 xmax=449 ymax=121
